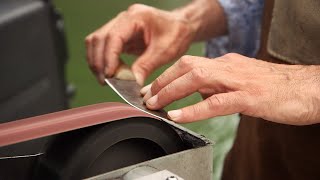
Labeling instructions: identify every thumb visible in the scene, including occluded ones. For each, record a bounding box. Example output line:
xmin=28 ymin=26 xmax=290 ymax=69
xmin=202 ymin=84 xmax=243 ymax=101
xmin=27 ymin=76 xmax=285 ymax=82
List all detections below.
xmin=132 ymin=48 xmax=168 ymax=86
xmin=168 ymin=91 xmax=249 ymax=123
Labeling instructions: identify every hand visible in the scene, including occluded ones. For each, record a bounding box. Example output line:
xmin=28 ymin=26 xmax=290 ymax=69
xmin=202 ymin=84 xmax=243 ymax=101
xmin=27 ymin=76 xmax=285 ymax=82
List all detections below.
xmin=143 ymin=53 xmax=320 ymax=125
xmin=85 ymin=4 xmax=196 ymax=85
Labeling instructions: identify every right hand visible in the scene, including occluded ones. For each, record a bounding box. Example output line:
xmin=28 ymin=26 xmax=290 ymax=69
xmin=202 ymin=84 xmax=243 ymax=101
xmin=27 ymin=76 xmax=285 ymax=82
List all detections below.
xmin=85 ymin=4 xmax=196 ymax=85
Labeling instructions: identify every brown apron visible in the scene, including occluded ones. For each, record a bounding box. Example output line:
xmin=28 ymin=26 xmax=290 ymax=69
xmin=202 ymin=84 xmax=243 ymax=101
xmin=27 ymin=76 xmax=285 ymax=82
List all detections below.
xmin=222 ymin=0 xmax=320 ymax=179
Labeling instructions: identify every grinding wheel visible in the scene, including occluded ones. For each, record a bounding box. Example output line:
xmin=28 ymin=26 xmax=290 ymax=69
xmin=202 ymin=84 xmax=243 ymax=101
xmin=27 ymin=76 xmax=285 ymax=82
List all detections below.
xmin=34 ymin=117 xmax=186 ymax=179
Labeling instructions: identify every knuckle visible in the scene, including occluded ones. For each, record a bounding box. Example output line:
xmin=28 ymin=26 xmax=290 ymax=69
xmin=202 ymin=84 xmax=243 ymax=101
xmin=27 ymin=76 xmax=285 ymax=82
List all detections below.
xmin=207 ymin=95 xmax=223 ymax=109
xmin=224 ymin=53 xmax=239 ymax=58
xmin=164 ymin=48 xmax=178 ymax=58
xmin=91 ymin=34 xmax=101 ymax=41
xmin=92 ymin=61 xmax=102 ymax=72
xmin=162 ymin=83 xmax=174 ymax=95
xmin=176 ymin=22 xmax=188 ymax=32
xmin=114 ymin=11 xmax=129 ymax=21
xmin=178 ymin=55 xmax=195 ymax=68
xmin=128 ymin=3 xmax=143 ymax=11
xmin=85 ymin=35 xmax=92 ymax=45
xmin=91 ymin=34 xmax=102 ymax=46
xmin=127 ymin=4 xmax=150 ymax=16
xmin=133 ymin=62 xmax=151 ymax=77
xmin=190 ymin=68 xmax=209 ymax=82
xmin=108 ymin=47 xmax=120 ymax=58
xmin=223 ymin=65 xmax=234 ymax=73
xmin=222 ymin=53 xmax=241 ymax=61
xmin=117 ymin=11 xmax=128 ymax=17
xmin=136 ymin=62 xmax=150 ymax=73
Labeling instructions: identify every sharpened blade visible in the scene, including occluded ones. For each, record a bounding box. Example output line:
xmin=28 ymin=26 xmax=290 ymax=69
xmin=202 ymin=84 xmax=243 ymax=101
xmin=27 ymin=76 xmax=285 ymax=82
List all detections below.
xmin=105 ymin=78 xmax=171 ymax=122
xmin=105 ymin=78 xmax=212 ymax=145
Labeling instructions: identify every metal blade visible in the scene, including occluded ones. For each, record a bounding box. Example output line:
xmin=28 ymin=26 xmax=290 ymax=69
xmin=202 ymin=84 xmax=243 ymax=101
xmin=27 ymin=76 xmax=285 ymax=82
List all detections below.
xmin=105 ymin=78 xmax=212 ymax=146
xmin=105 ymin=78 xmax=170 ymax=121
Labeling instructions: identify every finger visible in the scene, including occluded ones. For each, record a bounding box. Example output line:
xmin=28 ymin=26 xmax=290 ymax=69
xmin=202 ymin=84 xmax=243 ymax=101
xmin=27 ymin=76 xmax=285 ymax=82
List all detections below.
xmin=86 ymin=34 xmax=97 ymax=77
xmin=86 ymin=18 xmax=117 ymax=83
xmin=85 ymin=35 xmax=93 ymax=66
xmin=93 ymin=72 xmax=106 ymax=85
xmin=131 ymin=47 xmax=169 ymax=85
xmin=199 ymin=88 xmax=217 ymax=99
xmin=103 ymin=14 xmax=138 ymax=77
xmin=146 ymin=69 xmax=209 ymax=110
xmin=92 ymin=35 xmax=106 ymax=82
xmin=168 ymin=91 xmax=248 ymax=123
xmin=140 ymin=83 xmax=152 ymax=95
xmin=104 ymin=36 xmax=123 ymax=77
xmin=150 ymin=56 xmax=203 ymax=95
xmin=143 ymin=89 xmax=152 ymax=103
xmin=86 ymin=34 xmax=106 ymax=84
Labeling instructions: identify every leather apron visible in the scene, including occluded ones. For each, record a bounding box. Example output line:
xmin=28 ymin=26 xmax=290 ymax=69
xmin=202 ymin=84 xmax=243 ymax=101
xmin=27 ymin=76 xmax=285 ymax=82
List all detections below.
xmin=222 ymin=0 xmax=320 ymax=179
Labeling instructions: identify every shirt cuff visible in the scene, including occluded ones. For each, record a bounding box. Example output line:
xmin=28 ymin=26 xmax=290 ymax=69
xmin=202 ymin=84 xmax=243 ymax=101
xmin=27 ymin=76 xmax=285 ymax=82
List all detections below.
xmin=206 ymin=0 xmax=264 ymax=57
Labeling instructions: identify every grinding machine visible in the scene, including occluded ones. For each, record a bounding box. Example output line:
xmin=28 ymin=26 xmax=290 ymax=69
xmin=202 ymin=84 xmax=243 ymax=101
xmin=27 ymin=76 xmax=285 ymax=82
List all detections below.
xmin=0 ymin=0 xmax=214 ymax=179
xmin=0 ymin=102 xmax=213 ymax=179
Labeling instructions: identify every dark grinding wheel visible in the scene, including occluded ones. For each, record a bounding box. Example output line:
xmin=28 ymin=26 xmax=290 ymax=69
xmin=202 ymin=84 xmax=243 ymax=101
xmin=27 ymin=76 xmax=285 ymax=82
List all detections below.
xmin=34 ymin=117 xmax=186 ymax=180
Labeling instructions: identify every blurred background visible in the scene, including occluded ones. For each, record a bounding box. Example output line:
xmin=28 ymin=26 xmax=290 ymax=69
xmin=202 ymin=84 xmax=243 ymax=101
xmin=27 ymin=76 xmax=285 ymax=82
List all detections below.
xmin=53 ymin=1 xmax=239 ymax=179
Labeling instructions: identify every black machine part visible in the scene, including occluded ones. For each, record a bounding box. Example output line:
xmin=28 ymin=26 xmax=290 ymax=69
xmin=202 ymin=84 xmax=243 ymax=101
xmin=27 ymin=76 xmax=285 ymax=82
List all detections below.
xmin=0 ymin=0 xmax=68 ymax=179
xmin=34 ymin=117 xmax=187 ymax=180
xmin=0 ymin=0 xmax=68 ymax=123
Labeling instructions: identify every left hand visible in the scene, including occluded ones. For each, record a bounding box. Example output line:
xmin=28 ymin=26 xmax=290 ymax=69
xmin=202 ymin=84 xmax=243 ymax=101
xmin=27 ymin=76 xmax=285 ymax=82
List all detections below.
xmin=143 ymin=53 xmax=320 ymax=125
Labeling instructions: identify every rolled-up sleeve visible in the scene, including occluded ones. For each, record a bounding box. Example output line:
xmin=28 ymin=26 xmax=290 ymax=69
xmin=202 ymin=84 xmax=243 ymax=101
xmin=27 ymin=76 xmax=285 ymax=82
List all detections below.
xmin=206 ymin=0 xmax=264 ymax=58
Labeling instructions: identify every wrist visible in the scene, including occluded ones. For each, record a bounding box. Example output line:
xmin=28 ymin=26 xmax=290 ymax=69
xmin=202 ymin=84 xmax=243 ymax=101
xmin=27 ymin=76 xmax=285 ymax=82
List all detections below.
xmin=296 ymin=65 xmax=320 ymax=123
xmin=308 ymin=66 xmax=320 ymax=123
xmin=171 ymin=4 xmax=202 ymax=42
xmin=172 ymin=0 xmax=227 ymax=41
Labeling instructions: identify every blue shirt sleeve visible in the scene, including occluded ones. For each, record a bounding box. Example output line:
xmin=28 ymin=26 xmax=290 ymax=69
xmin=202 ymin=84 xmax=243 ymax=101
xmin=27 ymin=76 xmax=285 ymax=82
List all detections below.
xmin=205 ymin=0 xmax=264 ymax=58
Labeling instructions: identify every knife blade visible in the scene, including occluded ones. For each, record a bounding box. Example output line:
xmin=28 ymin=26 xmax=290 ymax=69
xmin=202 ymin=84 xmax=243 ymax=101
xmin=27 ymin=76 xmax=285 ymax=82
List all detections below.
xmin=104 ymin=63 xmax=171 ymax=123
xmin=104 ymin=64 xmax=213 ymax=144
xmin=105 ymin=78 xmax=170 ymax=119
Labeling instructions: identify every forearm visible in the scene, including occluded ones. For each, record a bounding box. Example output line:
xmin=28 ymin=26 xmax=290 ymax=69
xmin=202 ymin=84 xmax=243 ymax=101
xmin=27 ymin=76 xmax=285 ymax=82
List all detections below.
xmin=173 ymin=0 xmax=227 ymax=41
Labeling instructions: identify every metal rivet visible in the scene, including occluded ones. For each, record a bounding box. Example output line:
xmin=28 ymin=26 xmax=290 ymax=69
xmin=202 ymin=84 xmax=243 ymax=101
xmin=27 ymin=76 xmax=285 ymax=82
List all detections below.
xmin=166 ymin=176 xmax=178 ymax=180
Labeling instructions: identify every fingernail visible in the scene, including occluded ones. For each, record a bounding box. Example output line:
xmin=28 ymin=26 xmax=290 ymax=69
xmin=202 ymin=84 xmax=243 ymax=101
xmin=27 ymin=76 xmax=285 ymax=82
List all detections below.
xmin=168 ymin=110 xmax=182 ymax=121
xmin=134 ymin=72 xmax=144 ymax=86
xmin=140 ymin=84 xmax=151 ymax=95
xmin=143 ymin=90 xmax=152 ymax=102
xmin=146 ymin=95 xmax=158 ymax=107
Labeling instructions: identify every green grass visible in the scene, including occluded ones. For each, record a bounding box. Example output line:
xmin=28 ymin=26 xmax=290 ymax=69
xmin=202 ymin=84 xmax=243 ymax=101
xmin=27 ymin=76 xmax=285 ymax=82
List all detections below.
xmin=53 ymin=1 xmax=239 ymax=179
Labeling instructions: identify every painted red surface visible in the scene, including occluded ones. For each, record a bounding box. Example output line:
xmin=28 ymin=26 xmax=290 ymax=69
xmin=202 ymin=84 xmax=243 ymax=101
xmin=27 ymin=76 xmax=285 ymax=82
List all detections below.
xmin=0 ymin=102 xmax=154 ymax=147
